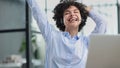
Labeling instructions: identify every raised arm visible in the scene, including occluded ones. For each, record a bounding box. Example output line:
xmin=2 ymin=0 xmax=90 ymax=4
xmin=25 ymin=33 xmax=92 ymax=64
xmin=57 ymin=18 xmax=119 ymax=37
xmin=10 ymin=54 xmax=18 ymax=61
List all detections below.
xmin=27 ymin=0 xmax=53 ymax=41
xmin=86 ymin=7 xmax=107 ymax=34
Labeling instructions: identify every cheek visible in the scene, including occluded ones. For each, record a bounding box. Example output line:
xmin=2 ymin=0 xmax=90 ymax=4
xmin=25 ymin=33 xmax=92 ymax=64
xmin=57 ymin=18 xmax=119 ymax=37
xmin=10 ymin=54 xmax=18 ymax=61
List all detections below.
xmin=63 ymin=19 xmax=67 ymax=26
xmin=63 ymin=16 xmax=68 ymax=25
xmin=79 ymin=16 xmax=82 ymax=23
xmin=79 ymin=14 xmax=82 ymax=20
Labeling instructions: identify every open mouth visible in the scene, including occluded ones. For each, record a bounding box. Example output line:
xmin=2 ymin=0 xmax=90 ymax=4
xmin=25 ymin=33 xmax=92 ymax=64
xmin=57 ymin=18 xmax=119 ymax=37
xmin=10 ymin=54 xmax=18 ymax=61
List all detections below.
xmin=68 ymin=17 xmax=79 ymax=23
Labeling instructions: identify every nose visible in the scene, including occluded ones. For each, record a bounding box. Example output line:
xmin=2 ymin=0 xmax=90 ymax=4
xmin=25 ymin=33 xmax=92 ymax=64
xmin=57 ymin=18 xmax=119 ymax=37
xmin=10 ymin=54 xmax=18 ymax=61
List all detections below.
xmin=70 ymin=12 xmax=75 ymax=16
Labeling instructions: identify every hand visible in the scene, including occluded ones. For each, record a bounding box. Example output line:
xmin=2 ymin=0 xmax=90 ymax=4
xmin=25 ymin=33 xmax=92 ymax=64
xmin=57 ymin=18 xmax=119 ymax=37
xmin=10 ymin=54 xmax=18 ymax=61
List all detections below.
xmin=85 ymin=6 xmax=92 ymax=13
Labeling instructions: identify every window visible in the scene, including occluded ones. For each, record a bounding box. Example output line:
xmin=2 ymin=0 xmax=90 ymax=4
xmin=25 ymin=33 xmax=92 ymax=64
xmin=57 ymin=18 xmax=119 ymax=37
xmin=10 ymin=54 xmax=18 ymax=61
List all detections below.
xmin=0 ymin=0 xmax=27 ymax=68
xmin=83 ymin=0 xmax=118 ymax=35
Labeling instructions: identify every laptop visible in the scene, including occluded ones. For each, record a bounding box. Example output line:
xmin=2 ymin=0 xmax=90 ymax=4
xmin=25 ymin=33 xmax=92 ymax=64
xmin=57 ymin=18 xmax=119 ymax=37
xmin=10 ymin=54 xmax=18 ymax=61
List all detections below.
xmin=86 ymin=35 xmax=120 ymax=68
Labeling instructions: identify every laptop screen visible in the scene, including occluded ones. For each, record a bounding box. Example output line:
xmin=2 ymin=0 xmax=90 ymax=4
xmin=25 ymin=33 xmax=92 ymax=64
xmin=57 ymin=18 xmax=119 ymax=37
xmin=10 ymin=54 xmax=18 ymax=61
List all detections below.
xmin=86 ymin=35 xmax=120 ymax=68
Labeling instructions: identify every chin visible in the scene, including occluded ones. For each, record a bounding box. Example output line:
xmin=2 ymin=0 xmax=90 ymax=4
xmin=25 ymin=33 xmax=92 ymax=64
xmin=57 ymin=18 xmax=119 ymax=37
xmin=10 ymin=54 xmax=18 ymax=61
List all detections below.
xmin=70 ymin=25 xmax=79 ymax=28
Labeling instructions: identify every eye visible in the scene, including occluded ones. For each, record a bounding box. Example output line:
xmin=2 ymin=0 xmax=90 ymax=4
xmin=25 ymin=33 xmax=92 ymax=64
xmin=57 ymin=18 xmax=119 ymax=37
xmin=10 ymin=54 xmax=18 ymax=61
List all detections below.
xmin=74 ymin=9 xmax=79 ymax=13
xmin=74 ymin=11 xmax=79 ymax=13
xmin=64 ymin=12 xmax=70 ymax=15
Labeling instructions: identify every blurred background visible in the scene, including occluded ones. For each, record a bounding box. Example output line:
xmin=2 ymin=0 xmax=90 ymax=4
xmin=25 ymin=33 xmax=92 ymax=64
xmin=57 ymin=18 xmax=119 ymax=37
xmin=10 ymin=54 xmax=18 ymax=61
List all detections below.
xmin=0 ymin=0 xmax=120 ymax=68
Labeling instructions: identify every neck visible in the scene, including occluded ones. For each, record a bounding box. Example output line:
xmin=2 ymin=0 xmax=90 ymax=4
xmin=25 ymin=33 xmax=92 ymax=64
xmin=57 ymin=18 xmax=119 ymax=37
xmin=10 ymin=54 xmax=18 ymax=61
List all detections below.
xmin=65 ymin=28 xmax=78 ymax=37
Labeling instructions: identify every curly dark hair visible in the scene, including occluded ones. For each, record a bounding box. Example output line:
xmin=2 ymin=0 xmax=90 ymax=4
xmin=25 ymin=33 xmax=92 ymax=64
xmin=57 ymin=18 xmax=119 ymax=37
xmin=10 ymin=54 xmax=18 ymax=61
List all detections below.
xmin=53 ymin=1 xmax=88 ymax=32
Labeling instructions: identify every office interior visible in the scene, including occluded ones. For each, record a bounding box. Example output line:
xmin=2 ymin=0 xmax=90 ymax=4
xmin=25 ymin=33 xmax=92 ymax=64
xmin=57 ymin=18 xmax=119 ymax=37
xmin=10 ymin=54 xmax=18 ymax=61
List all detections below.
xmin=0 ymin=0 xmax=120 ymax=68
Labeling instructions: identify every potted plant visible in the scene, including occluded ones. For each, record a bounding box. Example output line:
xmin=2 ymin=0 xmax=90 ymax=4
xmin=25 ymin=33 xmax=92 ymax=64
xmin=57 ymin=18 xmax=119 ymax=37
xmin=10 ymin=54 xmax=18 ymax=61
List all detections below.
xmin=19 ymin=34 xmax=40 ymax=59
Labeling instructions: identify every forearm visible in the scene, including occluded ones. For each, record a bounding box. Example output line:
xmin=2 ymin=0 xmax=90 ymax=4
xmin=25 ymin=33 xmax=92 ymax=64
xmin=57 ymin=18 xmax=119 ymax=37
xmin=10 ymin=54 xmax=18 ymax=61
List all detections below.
xmin=89 ymin=9 xmax=107 ymax=34
xmin=27 ymin=0 xmax=52 ymax=40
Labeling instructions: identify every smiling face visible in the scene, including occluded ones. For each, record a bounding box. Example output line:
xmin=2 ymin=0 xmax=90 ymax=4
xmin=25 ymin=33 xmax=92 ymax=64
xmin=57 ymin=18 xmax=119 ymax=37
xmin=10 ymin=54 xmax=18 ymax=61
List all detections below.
xmin=53 ymin=2 xmax=88 ymax=32
xmin=63 ymin=6 xmax=81 ymax=31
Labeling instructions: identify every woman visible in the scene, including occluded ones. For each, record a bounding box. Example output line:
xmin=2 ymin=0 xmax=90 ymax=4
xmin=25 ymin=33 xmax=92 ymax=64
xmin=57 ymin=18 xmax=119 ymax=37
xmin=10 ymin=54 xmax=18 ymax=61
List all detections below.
xmin=27 ymin=0 xmax=106 ymax=68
